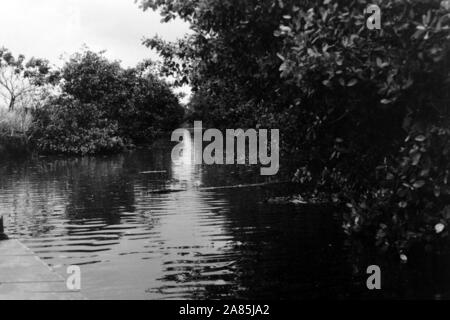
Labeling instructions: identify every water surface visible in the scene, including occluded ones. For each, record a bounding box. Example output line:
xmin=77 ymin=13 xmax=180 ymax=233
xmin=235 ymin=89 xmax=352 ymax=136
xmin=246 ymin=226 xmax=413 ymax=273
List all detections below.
xmin=0 ymin=135 xmax=447 ymax=299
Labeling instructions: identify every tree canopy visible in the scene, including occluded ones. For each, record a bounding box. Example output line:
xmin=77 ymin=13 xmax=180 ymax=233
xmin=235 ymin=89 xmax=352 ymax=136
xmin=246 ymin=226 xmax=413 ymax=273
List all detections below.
xmin=0 ymin=48 xmax=53 ymax=111
xmin=28 ymin=49 xmax=185 ymax=154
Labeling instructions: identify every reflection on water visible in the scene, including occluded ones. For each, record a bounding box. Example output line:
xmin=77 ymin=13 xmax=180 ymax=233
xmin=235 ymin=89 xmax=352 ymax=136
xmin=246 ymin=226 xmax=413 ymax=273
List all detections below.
xmin=0 ymin=134 xmax=448 ymax=299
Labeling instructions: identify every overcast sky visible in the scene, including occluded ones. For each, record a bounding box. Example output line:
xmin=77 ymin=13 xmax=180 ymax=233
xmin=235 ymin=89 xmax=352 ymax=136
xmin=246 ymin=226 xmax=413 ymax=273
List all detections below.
xmin=0 ymin=0 xmax=190 ymax=68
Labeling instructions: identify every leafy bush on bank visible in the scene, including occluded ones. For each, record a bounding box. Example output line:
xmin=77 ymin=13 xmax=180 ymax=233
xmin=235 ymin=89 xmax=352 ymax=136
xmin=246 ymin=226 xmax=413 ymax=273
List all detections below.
xmin=0 ymin=108 xmax=33 ymax=136
xmin=276 ymin=0 xmax=450 ymax=257
xmin=28 ymin=95 xmax=125 ymax=155
xmin=61 ymin=51 xmax=185 ymax=143
xmin=27 ymin=50 xmax=185 ymax=155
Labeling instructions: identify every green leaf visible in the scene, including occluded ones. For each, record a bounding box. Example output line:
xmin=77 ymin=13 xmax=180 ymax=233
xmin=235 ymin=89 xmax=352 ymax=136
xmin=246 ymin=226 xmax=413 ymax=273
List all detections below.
xmin=347 ymin=79 xmax=358 ymax=87
xmin=413 ymin=180 xmax=426 ymax=189
xmin=434 ymin=186 xmax=441 ymax=198
xmin=415 ymin=135 xmax=426 ymax=142
xmin=412 ymin=153 xmax=422 ymax=166
xmin=276 ymin=53 xmax=285 ymax=61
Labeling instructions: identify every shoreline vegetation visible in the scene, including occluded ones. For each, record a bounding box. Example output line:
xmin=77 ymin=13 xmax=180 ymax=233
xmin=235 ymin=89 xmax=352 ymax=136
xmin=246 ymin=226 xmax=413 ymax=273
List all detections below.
xmin=0 ymin=48 xmax=185 ymax=157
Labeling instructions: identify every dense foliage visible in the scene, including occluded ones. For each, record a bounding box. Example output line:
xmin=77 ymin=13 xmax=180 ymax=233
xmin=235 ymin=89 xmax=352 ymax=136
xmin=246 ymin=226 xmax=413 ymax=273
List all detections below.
xmin=140 ymin=0 xmax=290 ymax=128
xmin=29 ymin=95 xmax=125 ymax=155
xmin=61 ymin=51 xmax=185 ymax=142
xmin=140 ymin=0 xmax=450 ymax=257
xmin=28 ymin=50 xmax=185 ymax=154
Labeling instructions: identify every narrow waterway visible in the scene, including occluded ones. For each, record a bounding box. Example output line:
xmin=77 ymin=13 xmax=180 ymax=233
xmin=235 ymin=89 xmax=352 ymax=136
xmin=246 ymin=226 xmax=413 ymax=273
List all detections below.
xmin=0 ymin=133 xmax=447 ymax=299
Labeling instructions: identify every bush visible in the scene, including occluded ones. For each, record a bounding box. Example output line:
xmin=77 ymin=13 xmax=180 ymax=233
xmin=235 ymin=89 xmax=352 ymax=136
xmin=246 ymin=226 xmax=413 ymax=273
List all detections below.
xmin=0 ymin=108 xmax=33 ymax=135
xmin=274 ymin=0 xmax=450 ymax=256
xmin=60 ymin=50 xmax=185 ymax=143
xmin=116 ymin=72 xmax=185 ymax=143
xmin=343 ymin=125 xmax=450 ymax=257
xmin=28 ymin=95 xmax=125 ymax=155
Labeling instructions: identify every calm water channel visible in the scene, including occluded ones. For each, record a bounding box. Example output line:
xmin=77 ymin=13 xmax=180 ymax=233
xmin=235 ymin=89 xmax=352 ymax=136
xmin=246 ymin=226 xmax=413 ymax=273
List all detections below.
xmin=0 ymin=133 xmax=448 ymax=300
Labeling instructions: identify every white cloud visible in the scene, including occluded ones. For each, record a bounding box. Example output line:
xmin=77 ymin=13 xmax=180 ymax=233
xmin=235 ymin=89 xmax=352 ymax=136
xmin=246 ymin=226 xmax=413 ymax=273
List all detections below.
xmin=0 ymin=0 xmax=190 ymax=67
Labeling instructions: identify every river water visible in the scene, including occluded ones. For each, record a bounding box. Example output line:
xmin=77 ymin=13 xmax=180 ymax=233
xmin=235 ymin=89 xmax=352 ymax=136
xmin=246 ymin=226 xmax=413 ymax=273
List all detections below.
xmin=0 ymin=134 xmax=448 ymax=299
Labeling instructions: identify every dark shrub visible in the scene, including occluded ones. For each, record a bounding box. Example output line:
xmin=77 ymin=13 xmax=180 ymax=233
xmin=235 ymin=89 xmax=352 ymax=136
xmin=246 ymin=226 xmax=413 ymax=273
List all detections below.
xmin=28 ymin=95 xmax=125 ymax=155
xmin=61 ymin=50 xmax=185 ymax=143
xmin=275 ymin=0 xmax=450 ymax=256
